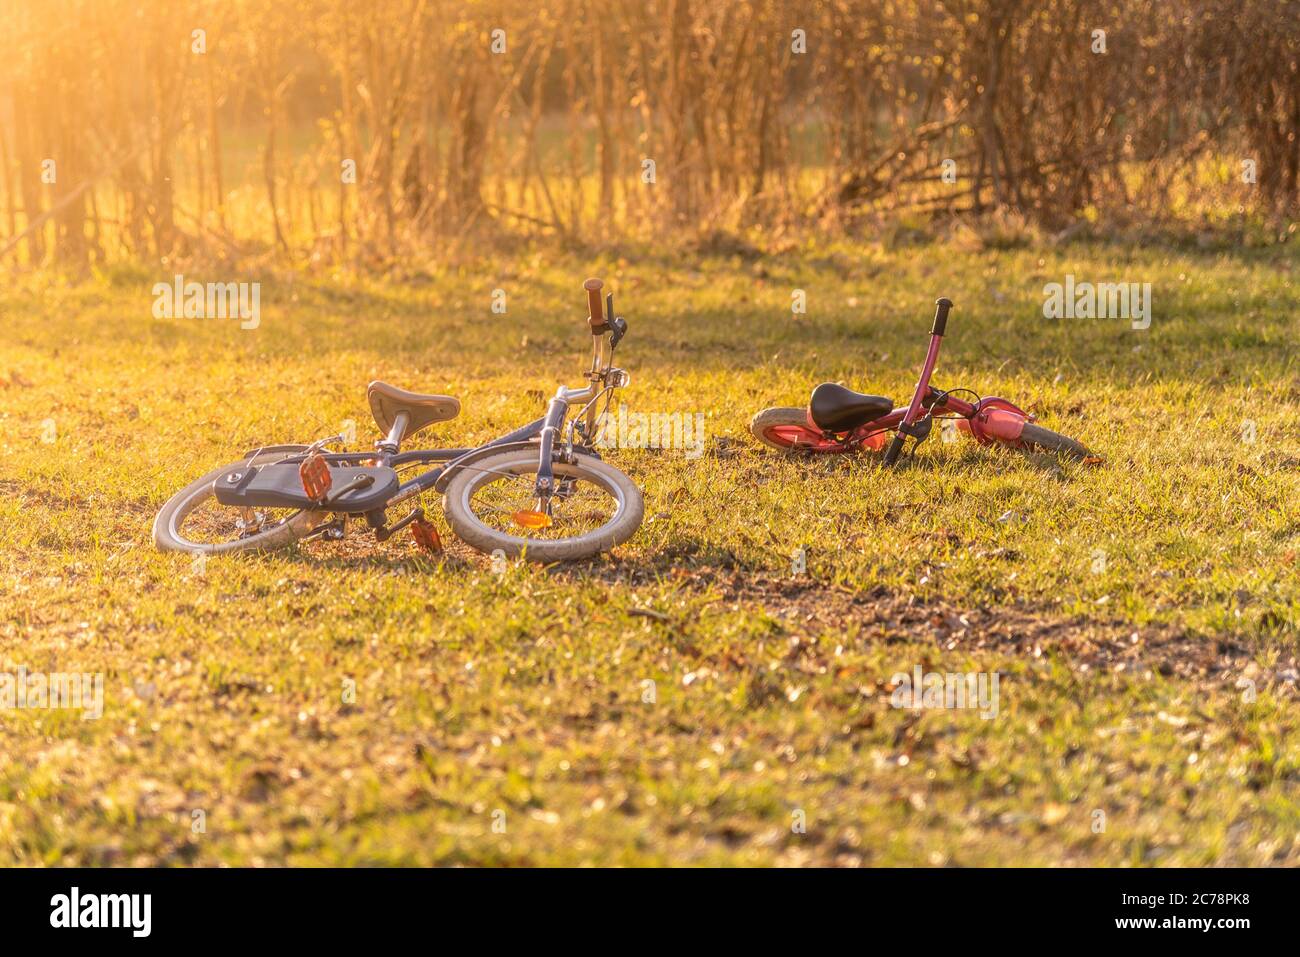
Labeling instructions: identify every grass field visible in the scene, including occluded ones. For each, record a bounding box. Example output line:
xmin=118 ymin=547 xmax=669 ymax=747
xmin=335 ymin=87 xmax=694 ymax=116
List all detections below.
xmin=1 ymin=237 xmax=1297 ymax=865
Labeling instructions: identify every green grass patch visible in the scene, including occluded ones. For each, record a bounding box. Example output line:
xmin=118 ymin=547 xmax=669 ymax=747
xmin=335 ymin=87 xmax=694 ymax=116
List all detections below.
xmin=0 ymin=239 xmax=1296 ymax=864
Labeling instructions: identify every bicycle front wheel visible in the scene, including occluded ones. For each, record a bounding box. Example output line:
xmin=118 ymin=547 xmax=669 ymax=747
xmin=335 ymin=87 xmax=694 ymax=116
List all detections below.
xmin=1017 ymin=423 xmax=1092 ymax=461
xmin=441 ymin=449 xmax=644 ymax=562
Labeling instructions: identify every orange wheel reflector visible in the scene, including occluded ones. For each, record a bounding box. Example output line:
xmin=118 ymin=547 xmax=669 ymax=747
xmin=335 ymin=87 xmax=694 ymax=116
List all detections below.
xmin=512 ymin=509 xmax=553 ymax=529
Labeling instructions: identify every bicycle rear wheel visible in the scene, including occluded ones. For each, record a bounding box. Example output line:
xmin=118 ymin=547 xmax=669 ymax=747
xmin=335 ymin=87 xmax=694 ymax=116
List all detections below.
xmin=153 ymin=449 xmax=321 ymax=554
xmin=749 ymin=408 xmax=852 ymax=454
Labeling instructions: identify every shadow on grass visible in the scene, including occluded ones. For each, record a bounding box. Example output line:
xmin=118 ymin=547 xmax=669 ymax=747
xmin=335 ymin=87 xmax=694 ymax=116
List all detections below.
xmin=731 ymin=440 xmax=1088 ymax=476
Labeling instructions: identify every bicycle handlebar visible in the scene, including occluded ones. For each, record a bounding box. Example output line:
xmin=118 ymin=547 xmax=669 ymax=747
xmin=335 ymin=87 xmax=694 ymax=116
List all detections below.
xmin=931 ymin=297 xmax=953 ymax=337
xmin=584 ymin=278 xmax=610 ymax=334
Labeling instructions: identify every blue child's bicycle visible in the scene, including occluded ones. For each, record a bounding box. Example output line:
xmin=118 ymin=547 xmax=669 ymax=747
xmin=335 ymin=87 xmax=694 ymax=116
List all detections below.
xmin=152 ymin=278 xmax=644 ymax=563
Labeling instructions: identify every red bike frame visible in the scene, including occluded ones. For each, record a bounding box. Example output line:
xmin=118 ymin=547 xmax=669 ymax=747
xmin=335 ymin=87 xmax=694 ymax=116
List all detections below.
xmin=789 ymin=298 xmax=1038 ymax=458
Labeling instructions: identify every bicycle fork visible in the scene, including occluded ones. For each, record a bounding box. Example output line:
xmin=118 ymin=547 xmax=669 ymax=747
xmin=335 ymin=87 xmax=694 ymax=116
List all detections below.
xmin=533 ymin=391 xmax=573 ymax=503
xmin=883 ymin=297 xmax=952 ymax=466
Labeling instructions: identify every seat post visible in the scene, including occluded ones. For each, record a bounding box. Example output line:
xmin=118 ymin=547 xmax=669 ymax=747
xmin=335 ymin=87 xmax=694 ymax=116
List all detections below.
xmin=377 ymin=411 xmax=409 ymax=454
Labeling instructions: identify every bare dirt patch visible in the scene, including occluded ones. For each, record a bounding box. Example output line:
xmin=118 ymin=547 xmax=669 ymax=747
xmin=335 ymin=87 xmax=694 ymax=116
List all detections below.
xmin=588 ymin=568 xmax=1298 ymax=695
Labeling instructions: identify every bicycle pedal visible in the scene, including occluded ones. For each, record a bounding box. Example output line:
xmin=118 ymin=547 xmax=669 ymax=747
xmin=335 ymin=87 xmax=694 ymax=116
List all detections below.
xmin=410 ymin=517 xmax=443 ymax=553
xmin=299 ymin=451 xmax=333 ymax=501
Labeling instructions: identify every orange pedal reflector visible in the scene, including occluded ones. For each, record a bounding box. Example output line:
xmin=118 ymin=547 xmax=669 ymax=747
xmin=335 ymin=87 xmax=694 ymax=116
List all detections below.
xmin=411 ymin=517 xmax=443 ymax=553
xmin=1082 ymin=455 xmax=1105 ymax=466
xmin=299 ymin=452 xmax=333 ymax=501
xmin=512 ymin=509 xmax=552 ymax=529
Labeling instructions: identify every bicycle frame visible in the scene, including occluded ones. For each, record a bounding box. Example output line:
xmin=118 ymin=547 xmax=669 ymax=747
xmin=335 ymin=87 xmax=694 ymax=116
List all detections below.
xmin=240 ymin=292 xmax=627 ymax=534
xmin=832 ymin=389 xmax=1035 ymax=449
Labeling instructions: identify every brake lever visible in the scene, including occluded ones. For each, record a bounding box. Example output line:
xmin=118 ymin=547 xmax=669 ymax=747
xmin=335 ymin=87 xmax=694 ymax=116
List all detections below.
xmin=306 ymin=433 xmax=345 ymax=454
xmin=609 ymin=316 xmax=627 ymax=349
xmin=899 ymin=413 xmax=933 ymax=443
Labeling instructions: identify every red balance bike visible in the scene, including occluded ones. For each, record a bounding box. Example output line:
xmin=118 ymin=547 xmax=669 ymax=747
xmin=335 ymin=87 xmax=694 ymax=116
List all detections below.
xmin=750 ymin=298 xmax=1092 ymax=463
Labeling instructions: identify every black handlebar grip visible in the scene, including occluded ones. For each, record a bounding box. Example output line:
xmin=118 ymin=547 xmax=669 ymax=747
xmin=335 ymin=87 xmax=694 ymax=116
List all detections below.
xmin=930 ymin=297 xmax=953 ymax=337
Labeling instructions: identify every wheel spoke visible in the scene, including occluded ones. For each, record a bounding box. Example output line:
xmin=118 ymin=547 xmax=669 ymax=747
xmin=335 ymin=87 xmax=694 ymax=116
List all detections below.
xmin=179 ymin=497 xmax=301 ymax=546
xmin=469 ymin=468 xmax=619 ymax=540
